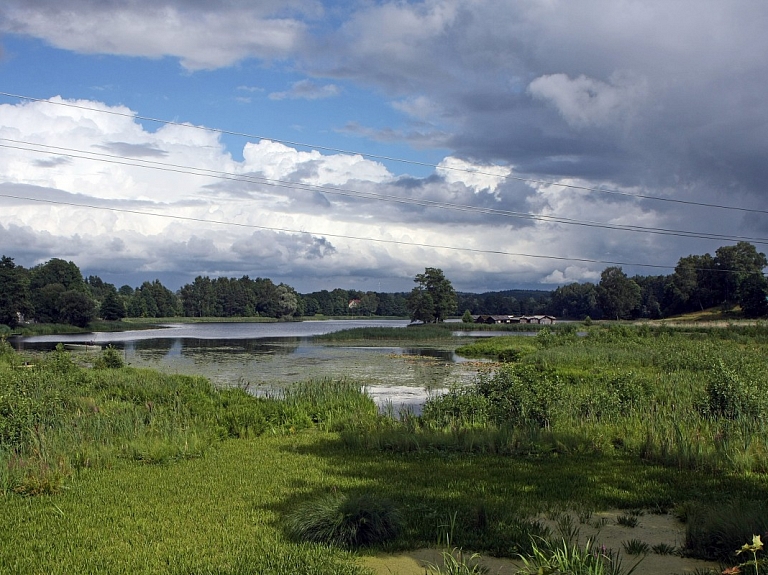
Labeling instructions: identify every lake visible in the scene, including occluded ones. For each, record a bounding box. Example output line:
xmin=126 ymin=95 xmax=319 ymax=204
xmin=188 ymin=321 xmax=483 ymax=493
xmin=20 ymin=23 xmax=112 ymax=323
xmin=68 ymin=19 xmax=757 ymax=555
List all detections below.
xmin=13 ymin=320 xmax=484 ymax=412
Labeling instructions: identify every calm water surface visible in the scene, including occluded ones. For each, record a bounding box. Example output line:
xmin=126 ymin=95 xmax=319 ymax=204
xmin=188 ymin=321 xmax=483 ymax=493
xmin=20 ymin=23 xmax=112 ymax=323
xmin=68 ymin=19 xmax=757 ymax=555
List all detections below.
xmin=15 ymin=320 xmax=483 ymax=412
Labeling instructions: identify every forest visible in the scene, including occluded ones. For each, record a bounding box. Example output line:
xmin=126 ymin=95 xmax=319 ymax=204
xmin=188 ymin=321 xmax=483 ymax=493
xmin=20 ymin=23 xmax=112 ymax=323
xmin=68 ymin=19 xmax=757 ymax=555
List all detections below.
xmin=0 ymin=241 xmax=766 ymax=329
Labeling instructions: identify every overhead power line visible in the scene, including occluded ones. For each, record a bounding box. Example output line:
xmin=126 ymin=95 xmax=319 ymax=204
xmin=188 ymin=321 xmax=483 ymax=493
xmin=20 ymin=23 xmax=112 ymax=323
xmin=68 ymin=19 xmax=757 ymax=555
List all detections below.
xmin=2 ymin=137 xmax=768 ymax=246
xmin=0 ymin=190 xmax=681 ymax=271
xmin=2 ymin=191 xmax=761 ymax=277
xmin=1 ymin=90 xmax=767 ymax=216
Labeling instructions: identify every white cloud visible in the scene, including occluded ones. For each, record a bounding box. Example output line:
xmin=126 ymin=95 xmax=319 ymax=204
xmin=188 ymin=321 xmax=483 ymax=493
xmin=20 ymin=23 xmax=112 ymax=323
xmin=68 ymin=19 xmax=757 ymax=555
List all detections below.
xmin=269 ymin=80 xmax=341 ymax=101
xmin=241 ymin=139 xmax=391 ymax=185
xmin=541 ymin=266 xmax=601 ymax=285
xmin=436 ymin=157 xmax=511 ymax=194
xmin=1 ymin=95 xmax=718 ymax=292
xmin=0 ymin=1 xmax=312 ymax=70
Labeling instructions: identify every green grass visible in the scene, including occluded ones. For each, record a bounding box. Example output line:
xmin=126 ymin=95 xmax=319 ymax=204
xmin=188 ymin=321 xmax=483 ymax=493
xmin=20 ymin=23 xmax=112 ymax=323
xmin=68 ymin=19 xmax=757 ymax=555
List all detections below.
xmin=314 ymin=325 xmax=457 ymax=342
xmin=4 ymin=429 xmax=768 ymax=573
xmin=4 ymin=326 xmax=768 ymax=573
xmin=516 ymin=537 xmax=644 ymax=575
xmin=0 ymin=437 xmax=368 ymax=575
xmin=455 ymin=335 xmax=539 ymax=361
xmin=285 ymin=491 xmax=402 ymax=548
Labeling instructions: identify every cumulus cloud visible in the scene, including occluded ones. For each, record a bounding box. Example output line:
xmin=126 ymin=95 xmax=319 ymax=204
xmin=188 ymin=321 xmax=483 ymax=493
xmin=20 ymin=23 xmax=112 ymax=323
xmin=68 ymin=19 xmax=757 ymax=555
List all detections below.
xmin=3 ymin=94 xmax=760 ymax=292
xmin=241 ymin=139 xmax=391 ymax=185
xmin=436 ymin=157 xmax=511 ymax=195
xmin=541 ymin=266 xmax=601 ymax=285
xmin=3 ymin=1 xmax=768 ymax=290
xmin=0 ymin=96 xmax=658 ymax=291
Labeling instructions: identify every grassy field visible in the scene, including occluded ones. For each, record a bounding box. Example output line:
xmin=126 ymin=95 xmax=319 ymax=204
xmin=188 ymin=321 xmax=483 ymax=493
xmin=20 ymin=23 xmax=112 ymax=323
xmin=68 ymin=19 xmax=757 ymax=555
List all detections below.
xmin=2 ymin=324 xmax=768 ymax=574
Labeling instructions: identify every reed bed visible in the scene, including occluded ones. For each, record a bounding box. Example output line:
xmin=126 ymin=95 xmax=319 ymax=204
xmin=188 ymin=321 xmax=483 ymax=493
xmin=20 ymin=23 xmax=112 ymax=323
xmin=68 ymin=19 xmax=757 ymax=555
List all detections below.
xmin=314 ymin=324 xmax=455 ymax=342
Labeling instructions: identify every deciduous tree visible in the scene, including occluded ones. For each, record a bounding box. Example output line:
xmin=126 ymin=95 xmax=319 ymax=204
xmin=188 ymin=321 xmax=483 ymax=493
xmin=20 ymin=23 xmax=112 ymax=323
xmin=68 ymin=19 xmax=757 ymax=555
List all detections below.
xmin=597 ymin=267 xmax=641 ymax=320
xmin=407 ymin=268 xmax=457 ymax=323
xmin=59 ymin=290 xmax=96 ymax=327
xmin=0 ymin=256 xmax=32 ymax=327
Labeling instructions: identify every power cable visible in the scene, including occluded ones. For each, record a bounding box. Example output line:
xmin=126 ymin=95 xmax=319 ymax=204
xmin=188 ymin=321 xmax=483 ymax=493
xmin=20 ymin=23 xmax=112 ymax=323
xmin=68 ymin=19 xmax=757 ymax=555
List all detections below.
xmin=2 ymin=191 xmax=762 ymax=277
xmin=2 ymin=90 xmax=767 ymax=216
xmin=2 ymin=137 xmax=768 ymax=246
xmin=0 ymin=190 xmax=682 ymax=271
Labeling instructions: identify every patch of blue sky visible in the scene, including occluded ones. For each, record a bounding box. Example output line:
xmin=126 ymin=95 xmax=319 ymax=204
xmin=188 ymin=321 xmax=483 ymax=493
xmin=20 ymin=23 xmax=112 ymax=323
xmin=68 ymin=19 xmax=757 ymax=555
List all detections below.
xmin=0 ymin=35 xmax=445 ymax=177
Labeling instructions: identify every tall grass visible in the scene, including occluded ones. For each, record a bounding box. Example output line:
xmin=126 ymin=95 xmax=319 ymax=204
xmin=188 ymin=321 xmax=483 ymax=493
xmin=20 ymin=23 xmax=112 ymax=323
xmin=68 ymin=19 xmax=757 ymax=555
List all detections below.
xmin=355 ymin=325 xmax=768 ymax=476
xmin=315 ymin=324 xmax=455 ymax=341
xmin=285 ymin=491 xmax=402 ymax=548
xmin=4 ymin=326 xmax=768 ymax=571
xmin=0 ymin=345 xmax=377 ymax=495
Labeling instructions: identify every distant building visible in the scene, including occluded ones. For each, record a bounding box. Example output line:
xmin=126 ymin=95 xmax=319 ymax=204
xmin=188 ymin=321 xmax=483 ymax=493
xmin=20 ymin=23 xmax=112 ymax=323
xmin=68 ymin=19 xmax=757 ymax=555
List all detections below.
xmin=474 ymin=314 xmax=556 ymax=325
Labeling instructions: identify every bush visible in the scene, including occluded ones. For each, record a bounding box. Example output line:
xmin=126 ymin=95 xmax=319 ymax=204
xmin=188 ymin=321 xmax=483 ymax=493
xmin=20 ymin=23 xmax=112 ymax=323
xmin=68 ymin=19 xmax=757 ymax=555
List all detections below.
xmin=703 ymin=359 xmax=767 ymax=420
xmin=0 ymin=370 xmax=65 ymax=450
xmin=422 ymin=387 xmax=490 ymax=427
xmin=285 ymin=491 xmax=402 ymax=548
xmin=476 ymin=364 xmax=562 ymax=427
xmin=93 ymin=345 xmax=125 ymax=369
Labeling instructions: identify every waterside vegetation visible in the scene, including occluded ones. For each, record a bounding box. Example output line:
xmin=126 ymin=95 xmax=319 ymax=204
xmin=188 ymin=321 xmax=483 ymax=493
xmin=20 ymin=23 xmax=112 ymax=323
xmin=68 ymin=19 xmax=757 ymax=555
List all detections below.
xmin=2 ymin=323 xmax=768 ymax=573
xmin=4 ymin=240 xmax=768 ymax=338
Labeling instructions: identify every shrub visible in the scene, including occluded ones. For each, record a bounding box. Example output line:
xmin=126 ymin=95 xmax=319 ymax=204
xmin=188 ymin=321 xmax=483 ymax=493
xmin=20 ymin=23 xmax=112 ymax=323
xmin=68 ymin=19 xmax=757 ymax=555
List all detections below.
xmin=93 ymin=345 xmax=125 ymax=369
xmin=285 ymin=491 xmax=402 ymax=549
xmin=0 ymin=337 xmax=13 ymax=360
xmin=703 ymin=359 xmax=767 ymax=420
xmin=0 ymin=370 xmax=65 ymax=450
xmin=476 ymin=364 xmax=562 ymax=427
xmin=44 ymin=343 xmax=78 ymax=375
xmin=422 ymin=387 xmax=490 ymax=427
xmin=605 ymin=372 xmax=649 ymax=414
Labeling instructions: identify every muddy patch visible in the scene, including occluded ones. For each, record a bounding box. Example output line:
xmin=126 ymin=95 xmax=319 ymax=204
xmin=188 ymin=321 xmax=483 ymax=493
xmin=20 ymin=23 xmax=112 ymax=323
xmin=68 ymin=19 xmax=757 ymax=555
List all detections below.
xmin=361 ymin=510 xmax=721 ymax=575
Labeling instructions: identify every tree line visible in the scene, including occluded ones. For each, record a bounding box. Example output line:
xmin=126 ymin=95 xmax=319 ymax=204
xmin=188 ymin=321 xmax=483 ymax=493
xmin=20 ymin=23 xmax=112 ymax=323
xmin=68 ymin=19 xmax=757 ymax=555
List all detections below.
xmin=549 ymin=241 xmax=768 ymax=320
xmin=0 ymin=256 xmax=411 ymax=328
xmin=1 ymin=241 xmax=766 ymax=329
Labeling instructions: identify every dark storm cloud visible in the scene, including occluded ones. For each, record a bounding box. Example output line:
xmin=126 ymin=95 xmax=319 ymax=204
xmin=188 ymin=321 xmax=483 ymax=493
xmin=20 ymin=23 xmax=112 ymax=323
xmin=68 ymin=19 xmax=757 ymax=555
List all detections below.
xmin=231 ymin=230 xmax=336 ymax=263
xmin=311 ymin=1 xmax=768 ymax=203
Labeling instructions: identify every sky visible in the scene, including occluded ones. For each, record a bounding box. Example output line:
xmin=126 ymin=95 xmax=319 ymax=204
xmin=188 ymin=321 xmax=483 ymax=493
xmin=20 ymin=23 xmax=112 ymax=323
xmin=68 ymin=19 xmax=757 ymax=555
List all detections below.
xmin=1 ymin=0 xmax=767 ymax=293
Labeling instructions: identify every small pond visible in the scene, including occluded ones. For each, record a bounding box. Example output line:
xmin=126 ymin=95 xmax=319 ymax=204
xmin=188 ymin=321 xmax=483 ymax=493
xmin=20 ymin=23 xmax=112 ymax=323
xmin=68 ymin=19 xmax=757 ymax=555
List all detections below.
xmin=14 ymin=320 xmax=490 ymax=413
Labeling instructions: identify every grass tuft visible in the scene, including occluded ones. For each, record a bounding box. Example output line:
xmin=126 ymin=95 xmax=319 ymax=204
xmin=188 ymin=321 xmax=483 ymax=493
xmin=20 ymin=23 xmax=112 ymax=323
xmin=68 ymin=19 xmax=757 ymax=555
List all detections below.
xmin=651 ymin=542 xmax=677 ymax=555
xmin=622 ymin=539 xmax=650 ymax=555
xmin=285 ymin=491 xmax=402 ymax=549
xmin=683 ymin=499 xmax=768 ymax=562
xmin=616 ymin=514 xmax=639 ymax=528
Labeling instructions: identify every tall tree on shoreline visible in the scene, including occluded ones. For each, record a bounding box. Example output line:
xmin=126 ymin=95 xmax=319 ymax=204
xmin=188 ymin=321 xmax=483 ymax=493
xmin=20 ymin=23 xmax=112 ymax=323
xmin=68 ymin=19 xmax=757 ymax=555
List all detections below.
xmin=0 ymin=256 xmax=32 ymax=327
xmin=407 ymin=268 xmax=457 ymax=323
xmin=597 ymin=267 xmax=641 ymax=321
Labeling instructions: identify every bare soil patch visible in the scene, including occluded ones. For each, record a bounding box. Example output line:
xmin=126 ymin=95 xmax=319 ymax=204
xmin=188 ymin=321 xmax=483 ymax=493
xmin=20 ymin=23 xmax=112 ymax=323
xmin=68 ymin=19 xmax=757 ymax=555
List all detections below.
xmin=361 ymin=510 xmax=721 ymax=575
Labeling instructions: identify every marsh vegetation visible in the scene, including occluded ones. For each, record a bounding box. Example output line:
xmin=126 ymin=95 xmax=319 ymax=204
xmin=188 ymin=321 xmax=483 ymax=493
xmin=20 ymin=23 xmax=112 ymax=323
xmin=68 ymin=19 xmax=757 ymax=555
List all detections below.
xmin=2 ymin=323 xmax=768 ymax=573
